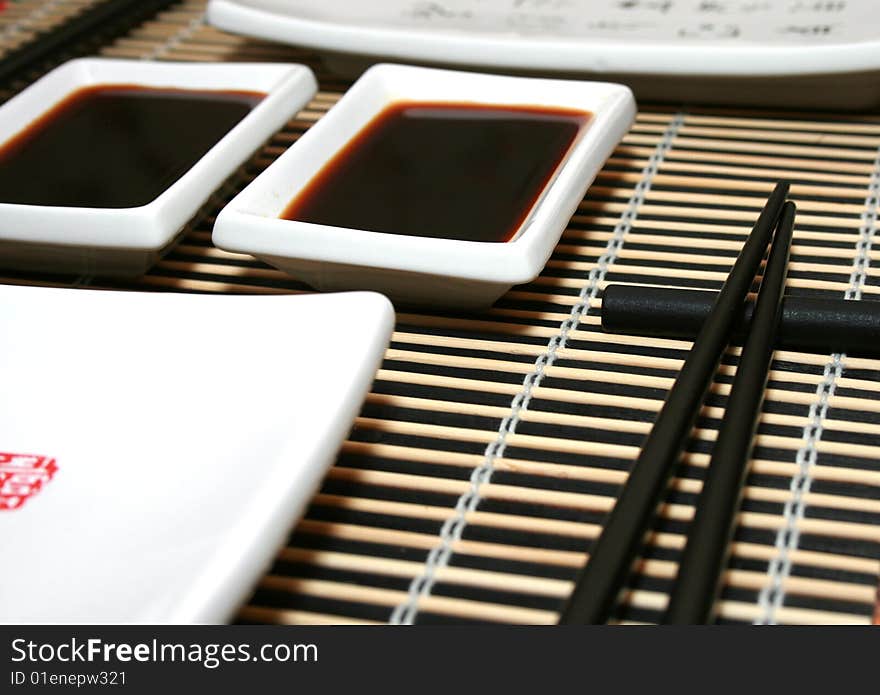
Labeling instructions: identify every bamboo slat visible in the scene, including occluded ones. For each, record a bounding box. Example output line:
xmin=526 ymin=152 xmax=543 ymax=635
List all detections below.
xmin=1 ymin=0 xmax=878 ymax=626
xmin=0 ymin=0 xmax=100 ymax=58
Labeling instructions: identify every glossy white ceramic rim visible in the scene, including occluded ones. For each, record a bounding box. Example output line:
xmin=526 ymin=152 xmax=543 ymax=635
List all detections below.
xmin=207 ymin=0 xmax=880 ymax=77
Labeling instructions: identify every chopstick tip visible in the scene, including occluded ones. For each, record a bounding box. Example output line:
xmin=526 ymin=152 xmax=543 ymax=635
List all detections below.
xmin=774 ymin=180 xmax=791 ymax=196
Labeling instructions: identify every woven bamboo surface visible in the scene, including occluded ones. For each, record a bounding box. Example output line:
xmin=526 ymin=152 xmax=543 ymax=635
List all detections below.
xmin=0 ymin=0 xmax=100 ymax=58
xmin=2 ymin=0 xmax=879 ymax=625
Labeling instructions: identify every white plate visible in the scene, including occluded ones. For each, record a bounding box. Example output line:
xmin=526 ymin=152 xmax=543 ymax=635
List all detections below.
xmin=0 ymin=286 xmax=394 ymax=623
xmin=206 ymin=0 xmax=880 ymax=108
xmin=213 ymin=63 xmax=635 ymax=308
xmin=0 ymin=58 xmax=317 ymax=277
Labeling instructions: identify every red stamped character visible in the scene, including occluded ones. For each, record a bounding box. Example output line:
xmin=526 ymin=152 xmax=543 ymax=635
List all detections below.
xmin=0 ymin=453 xmax=58 ymax=511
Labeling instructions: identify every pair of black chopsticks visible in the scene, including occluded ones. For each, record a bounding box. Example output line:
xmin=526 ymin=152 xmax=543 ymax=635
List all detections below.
xmin=559 ymin=182 xmax=795 ymax=625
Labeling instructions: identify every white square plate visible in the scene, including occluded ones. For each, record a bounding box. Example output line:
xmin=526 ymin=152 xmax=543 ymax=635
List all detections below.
xmin=207 ymin=0 xmax=880 ymax=109
xmin=213 ymin=63 xmax=635 ymax=308
xmin=0 ymin=58 xmax=317 ymax=277
xmin=0 ymin=285 xmax=394 ymax=623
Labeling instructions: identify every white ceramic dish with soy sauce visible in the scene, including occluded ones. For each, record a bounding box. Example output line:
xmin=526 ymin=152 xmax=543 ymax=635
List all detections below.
xmin=0 ymin=58 xmax=317 ymax=277
xmin=212 ymin=63 xmax=635 ymax=308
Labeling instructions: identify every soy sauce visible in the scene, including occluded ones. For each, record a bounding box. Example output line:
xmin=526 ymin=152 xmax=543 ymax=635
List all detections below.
xmin=0 ymin=84 xmax=264 ymax=208
xmin=281 ymin=101 xmax=590 ymax=243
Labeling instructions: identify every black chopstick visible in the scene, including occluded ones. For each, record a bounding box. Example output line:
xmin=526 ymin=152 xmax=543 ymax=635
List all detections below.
xmin=663 ymin=200 xmax=796 ymax=624
xmin=558 ymin=181 xmax=789 ymax=624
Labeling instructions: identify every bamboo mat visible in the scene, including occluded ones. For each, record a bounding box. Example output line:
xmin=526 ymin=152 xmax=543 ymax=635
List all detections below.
xmin=0 ymin=0 xmax=101 ymax=59
xmin=2 ymin=0 xmax=879 ymax=625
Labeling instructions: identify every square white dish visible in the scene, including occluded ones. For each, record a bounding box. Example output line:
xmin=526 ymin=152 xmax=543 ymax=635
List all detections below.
xmin=0 ymin=58 xmax=318 ymax=278
xmin=0 ymin=285 xmax=394 ymax=623
xmin=213 ymin=63 xmax=635 ymax=308
xmin=207 ymin=0 xmax=880 ymax=109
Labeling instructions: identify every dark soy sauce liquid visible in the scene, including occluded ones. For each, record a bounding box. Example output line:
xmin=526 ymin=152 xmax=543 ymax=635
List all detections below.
xmin=281 ymin=101 xmax=590 ymax=243
xmin=0 ymin=84 xmax=264 ymax=208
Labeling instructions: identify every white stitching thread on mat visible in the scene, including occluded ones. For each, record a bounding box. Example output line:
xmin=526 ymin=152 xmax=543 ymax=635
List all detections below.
xmin=844 ymin=146 xmax=880 ymax=303
xmin=754 ymin=354 xmax=844 ymax=624
xmin=141 ymin=13 xmax=205 ymax=60
xmin=755 ymin=144 xmax=880 ymax=624
xmin=389 ymin=112 xmax=687 ymax=625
